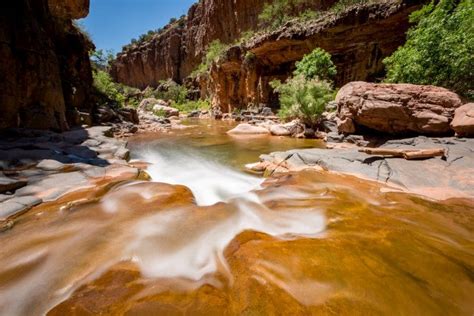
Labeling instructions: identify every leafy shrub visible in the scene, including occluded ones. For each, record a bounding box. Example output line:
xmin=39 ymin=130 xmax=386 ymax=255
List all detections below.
xmin=93 ymin=69 xmax=141 ymax=108
xmin=298 ymin=9 xmax=320 ymax=21
xmin=384 ymin=0 xmax=473 ymax=98
xmin=172 ymin=100 xmax=211 ymax=113
xmin=233 ymin=30 xmax=256 ymax=46
xmin=191 ymin=40 xmax=229 ymax=77
xmin=270 ymin=75 xmax=335 ymax=126
xmin=154 ymin=80 xmax=189 ymax=105
xmin=259 ymin=0 xmax=305 ymax=29
xmin=294 ymin=48 xmax=337 ymax=81
xmin=330 ymin=0 xmax=376 ymax=14
xmin=93 ymin=70 xmax=126 ymax=106
xmin=153 ymin=108 xmax=168 ymax=118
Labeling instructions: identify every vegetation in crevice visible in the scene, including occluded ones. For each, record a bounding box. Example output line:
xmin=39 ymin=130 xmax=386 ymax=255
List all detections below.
xmin=190 ymin=40 xmax=230 ymax=78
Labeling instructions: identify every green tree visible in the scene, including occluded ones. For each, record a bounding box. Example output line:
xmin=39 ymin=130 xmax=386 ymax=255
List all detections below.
xmin=90 ymin=49 xmax=115 ymax=71
xmin=294 ymin=47 xmax=337 ymax=81
xmin=271 ymin=75 xmax=335 ymax=126
xmin=384 ymin=0 xmax=474 ymax=98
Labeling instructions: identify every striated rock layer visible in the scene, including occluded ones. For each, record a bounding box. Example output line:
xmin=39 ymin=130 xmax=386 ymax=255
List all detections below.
xmin=0 ymin=0 xmax=93 ymax=131
xmin=110 ymin=0 xmax=337 ymax=89
xmin=208 ymin=0 xmax=426 ymax=112
xmin=111 ymin=0 xmax=426 ymax=113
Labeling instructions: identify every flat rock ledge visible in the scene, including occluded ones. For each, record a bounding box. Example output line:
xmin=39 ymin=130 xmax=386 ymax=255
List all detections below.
xmin=0 ymin=126 xmax=143 ymax=229
xmin=251 ymin=137 xmax=474 ymax=201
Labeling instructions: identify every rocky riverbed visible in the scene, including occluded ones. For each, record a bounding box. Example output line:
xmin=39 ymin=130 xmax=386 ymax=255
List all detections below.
xmin=250 ymin=136 xmax=474 ymax=200
xmin=0 ymin=126 xmax=147 ymax=231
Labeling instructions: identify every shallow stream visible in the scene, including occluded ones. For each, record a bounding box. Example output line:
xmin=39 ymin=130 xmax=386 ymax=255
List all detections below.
xmin=0 ymin=120 xmax=472 ymax=315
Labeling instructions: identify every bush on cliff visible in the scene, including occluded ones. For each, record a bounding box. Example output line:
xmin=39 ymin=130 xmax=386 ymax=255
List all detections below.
xmin=259 ymin=0 xmax=319 ymax=29
xmin=294 ymin=48 xmax=337 ymax=81
xmin=384 ymin=0 xmax=474 ymax=99
xmin=271 ymin=76 xmax=335 ymax=127
xmin=191 ymin=40 xmax=229 ymax=77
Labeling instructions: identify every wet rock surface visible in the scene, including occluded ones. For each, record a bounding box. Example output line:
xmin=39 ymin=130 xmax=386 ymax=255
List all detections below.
xmin=258 ymin=136 xmax=474 ymax=200
xmin=0 ymin=126 xmax=141 ymax=222
xmin=3 ymin=172 xmax=468 ymax=316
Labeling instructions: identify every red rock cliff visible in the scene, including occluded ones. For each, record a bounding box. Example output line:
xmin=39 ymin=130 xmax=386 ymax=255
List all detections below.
xmin=111 ymin=0 xmax=426 ymax=112
xmin=207 ymin=0 xmax=425 ymax=112
xmin=110 ymin=0 xmax=337 ymax=89
xmin=0 ymin=0 xmax=93 ymax=130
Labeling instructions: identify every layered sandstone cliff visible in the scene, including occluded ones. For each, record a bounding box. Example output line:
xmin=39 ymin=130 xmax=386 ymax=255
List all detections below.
xmin=111 ymin=0 xmax=426 ymax=112
xmin=0 ymin=0 xmax=93 ymax=130
xmin=110 ymin=0 xmax=337 ymax=88
xmin=207 ymin=0 xmax=425 ymax=112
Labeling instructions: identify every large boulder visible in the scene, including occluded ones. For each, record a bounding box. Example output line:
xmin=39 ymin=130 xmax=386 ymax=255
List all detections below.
xmin=451 ymin=103 xmax=474 ymax=137
xmin=227 ymin=124 xmax=270 ymax=135
xmin=336 ymin=82 xmax=463 ymax=135
xmin=138 ymin=98 xmax=169 ymax=112
xmin=152 ymin=104 xmax=179 ymax=118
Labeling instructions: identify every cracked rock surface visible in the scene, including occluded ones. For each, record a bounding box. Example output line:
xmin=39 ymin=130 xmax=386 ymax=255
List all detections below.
xmin=259 ymin=137 xmax=474 ymax=200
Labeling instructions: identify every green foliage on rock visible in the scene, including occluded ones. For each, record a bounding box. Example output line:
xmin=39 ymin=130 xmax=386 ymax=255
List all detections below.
xmin=271 ymin=75 xmax=335 ymax=126
xmin=92 ymin=53 xmax=141 ymax=109
xmin=384 ymin=0 xmax=474 ymax=98
xmin=294 ymin=48 xmax=337 ymax=81
xmin=259 ymin=0 xmax=313 ymax=29
xmin=330 ymin=0 xmax=377 ymax=14
xmin=155 ymin=80 xmax=189 ymax=105
xmin=191 ymin=40 xmax=229 ymax=77
xmin=93 ymin=70 xmax=126 ymax=106
xmin=173 ymin=100 xmax=211 ymax=113
xmin=141 ymin=80 xmax=189 ymax=106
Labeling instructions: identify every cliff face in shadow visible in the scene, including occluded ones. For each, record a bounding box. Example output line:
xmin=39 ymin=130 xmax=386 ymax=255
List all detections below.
xmin=110 ymin=0 xmax=337 ymax=89
xmin=0 ymin=0 xmax=93 ymax=131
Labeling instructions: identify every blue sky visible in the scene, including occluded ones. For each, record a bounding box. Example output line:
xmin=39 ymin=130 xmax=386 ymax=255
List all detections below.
xmin=81 ymin=0 xmax=196 ymax=53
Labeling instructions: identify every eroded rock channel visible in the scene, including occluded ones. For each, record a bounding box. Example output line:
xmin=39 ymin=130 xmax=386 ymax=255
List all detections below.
xmin=0 ymin=121 xmax=472 ymax=315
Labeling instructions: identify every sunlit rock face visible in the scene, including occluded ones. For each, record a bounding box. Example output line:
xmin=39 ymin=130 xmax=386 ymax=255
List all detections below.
xmin=0 ymin=0 xmax=93 ymax=130
xmin=207 ymin=0 xmax=426 ymax=112
xmin=109 ymin=0 xmax=338 ymax=89
xmin=111 ymin=0 xmax=426 ymax=113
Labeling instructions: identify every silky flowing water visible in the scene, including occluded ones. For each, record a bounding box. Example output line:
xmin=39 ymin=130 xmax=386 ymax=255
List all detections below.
xmin=0 ymin=120 xmax=473 ymax=315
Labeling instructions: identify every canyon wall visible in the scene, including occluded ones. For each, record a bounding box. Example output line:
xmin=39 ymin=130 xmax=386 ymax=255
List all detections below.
xmin=208 ymin=0 xmax=424 ymax=112
xmin=111 ymin=0 xmax=426 ymax=112
xmin=0 ymin=0 xmax=93 ymax=131
xmin=110 ymin=0 xmax=337 ymax=89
